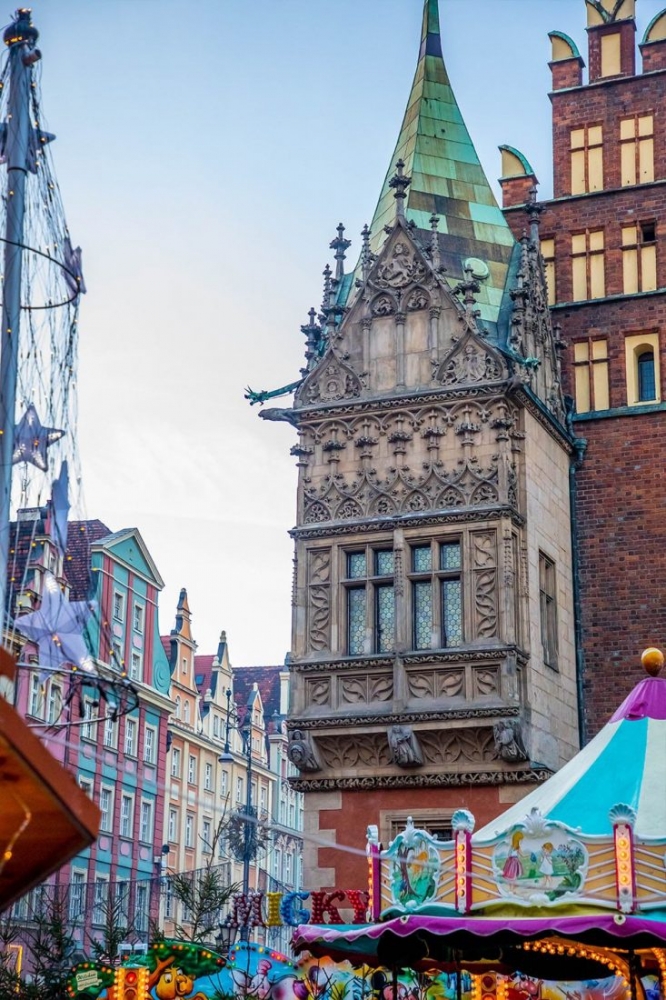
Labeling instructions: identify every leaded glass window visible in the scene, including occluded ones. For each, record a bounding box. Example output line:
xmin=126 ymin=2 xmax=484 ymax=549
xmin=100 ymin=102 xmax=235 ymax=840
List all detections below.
xmin=343 ymin=545 xmax=395 ymax=655
xmin=347 ymin=588 xmax=366 ymax=655
xmin=413 ymin=580 xmax=433 ymax=649
xmin=376 ymin=584 xmax=395 ymax=653
xmin=348 ymin=552 xmax=367 ymax=578
xmin=410 ymin=538 xmax=463 ymax=650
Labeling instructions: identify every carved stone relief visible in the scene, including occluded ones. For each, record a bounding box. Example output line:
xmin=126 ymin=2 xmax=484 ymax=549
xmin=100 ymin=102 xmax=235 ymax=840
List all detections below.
xmin=340 ymin=673 xmax=393 ymax=705
xmin=433 ymin=329 xmax=508 ymax=387
xmin=493 ymin=718 xmax=529 ymax=762
xmin=307 ymin=549 xmax=331 ymax=653
xmin=305 ymin=676 xmax=331 ymax=708
xmin=472 ymin=665 xmax=500 ymax=698
xmin=295 ymin=347 xmax=367 ymax=407
xmin=407 ymin=668 xmax=465 ymax=700
xmin=287 ymin=730 xmax=322 ymax=772
xmin=316 ymin=733 xmax=391 ymax=769
xmin=302 ymin=457 xmax=500 ymax=525
xmin=471 ymin=531 xmax=498 ymax=639
xmin=418 ymin=727 xmax=499 ymax=766
xmin=388 ymin=726 xmax=424 ymax=768
xmin=371 ymin=240 xmax=427 ymax=290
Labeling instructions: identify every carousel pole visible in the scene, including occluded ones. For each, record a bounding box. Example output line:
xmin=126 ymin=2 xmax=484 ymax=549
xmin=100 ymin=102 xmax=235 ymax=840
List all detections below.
xmin=0 ymin=8 xmax=40 ymax=629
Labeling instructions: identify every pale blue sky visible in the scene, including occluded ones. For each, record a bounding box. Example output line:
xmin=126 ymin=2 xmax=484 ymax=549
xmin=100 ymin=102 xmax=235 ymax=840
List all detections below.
xmin=23 ymin=0 xmax=664 ymax=664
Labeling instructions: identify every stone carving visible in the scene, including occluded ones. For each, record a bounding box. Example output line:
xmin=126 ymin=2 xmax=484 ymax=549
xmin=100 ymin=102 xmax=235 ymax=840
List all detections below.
xmin=434 ymin=330 xmax=507 ymax=387
xmin=388 ymin=725 xmax=424 ymax=768
xmin=418 ymin=727 xmax=498 ymax=766
xmin=493 ymin=718 xmax=529 ymax=762
xmin=287 ymin=730 xmax=322 ymax=772
xmin=295 ymin=347 xmax=366 ymax=407
xmin=406 ymin=287 xmax=429 ymax=311
xmin=473 ymin=667 xmax=500 ymax=697
xmin=293 ymin=767 xmax=552 ymax=792
xmin=305 ymin=676 xmax=331 ymax=707
xmin=371 ymin=294 xmax=395 ymax=316
xmin=317 ymin=734 xmax=391 ymax=769
xmin=291 ymin=702 xmax=520 ymax=729
xmin=508 ymin=234 xmax=565 ymax=422
xmin=340 ymin=673 xmax=393 ymax=705
xmin=373 ymin=241 xmax=426 ymax=290
xmin=472 ymin=532 xmax=498 ymax=639
xmin=302 ymin=456 xmax=500 ymax=526
xmin=307 ymin=549 xmax=330 ymax=652
xmin=407 ymin=668 xmax=464 ymax=700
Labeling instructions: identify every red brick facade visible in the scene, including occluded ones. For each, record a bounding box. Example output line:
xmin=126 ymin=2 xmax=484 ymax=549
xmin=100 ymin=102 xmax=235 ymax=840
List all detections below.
xmin=504 ymin=19 xmax=666 ymax=738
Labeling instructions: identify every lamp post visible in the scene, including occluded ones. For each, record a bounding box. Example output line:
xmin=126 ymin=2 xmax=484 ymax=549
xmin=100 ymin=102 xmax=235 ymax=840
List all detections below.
xmin=219 ymin=688 xmax=254 ymax=942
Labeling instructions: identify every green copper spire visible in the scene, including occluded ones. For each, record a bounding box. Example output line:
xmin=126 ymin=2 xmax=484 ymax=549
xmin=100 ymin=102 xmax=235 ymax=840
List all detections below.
xmin=367 ymin=0 xmax=515 ymax=327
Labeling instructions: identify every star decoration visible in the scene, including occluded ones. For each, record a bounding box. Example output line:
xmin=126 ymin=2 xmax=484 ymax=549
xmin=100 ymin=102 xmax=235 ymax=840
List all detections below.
xmin=50 ymin=460 xmax=70 ymax=554
xmin=15 ymin=572 xmax=96 ymax=675
xmin=12 ymin=404 xmax=65 ymax=471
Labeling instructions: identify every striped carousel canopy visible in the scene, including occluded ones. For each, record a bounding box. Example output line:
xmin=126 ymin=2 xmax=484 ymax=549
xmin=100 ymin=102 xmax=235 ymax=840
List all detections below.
xmin=475 ymin=669 xmax=666 ymax=842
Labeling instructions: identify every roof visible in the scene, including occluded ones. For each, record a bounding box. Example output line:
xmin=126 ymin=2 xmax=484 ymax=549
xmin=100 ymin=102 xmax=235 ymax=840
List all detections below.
xmin=65 ymin=519 xmax=113 ymax=600
xmin=364 ymin=0 xmax=515 ymax=327
xmin=475 ymin=672 xmax=666 ymax=841
xmin=232 ymin=665 xmax=283 ymax=723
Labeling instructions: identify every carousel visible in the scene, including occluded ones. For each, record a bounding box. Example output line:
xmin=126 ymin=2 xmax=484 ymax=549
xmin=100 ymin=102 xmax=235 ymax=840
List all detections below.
xmin=293 ymin=649 xmax=666 ymax=1000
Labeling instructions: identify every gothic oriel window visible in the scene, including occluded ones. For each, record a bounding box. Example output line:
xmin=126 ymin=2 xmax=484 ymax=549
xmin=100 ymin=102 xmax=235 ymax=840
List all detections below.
xmin=344 ymin=548 xmax=395 ymax=655
xmin=409 ymin=540 xmax=462 ymax=650
xmin=622 ymin=222 xmax=657 ymax=294
xmin=539 ymin=552 xmax=558 ymax=670
xmin=573 ymin=338 xmax=609 ymax=413
xmin=570 ymin=125 xmax=603 ymax=195
xmin=620 ymin=115 xmax=654 ymax=187
xmin=571 ymin=230 xmax=605 ymax=300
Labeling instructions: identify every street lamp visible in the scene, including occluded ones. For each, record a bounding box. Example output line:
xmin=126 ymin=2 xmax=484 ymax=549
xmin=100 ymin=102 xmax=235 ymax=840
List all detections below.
xmin=219 ymin=688 xmax=254 ymax=942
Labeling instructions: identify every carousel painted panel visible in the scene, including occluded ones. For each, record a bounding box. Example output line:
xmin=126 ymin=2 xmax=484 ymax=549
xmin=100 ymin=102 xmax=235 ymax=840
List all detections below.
xmin=489 ymin=812 xmax=589 ymax=904
xmin=381 ymin=818 xmax=452 ymax=911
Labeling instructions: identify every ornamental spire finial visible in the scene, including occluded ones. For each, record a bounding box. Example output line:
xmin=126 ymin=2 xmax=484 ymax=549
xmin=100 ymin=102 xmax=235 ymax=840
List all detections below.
xmin=329 ymin=222 xmax=351 ymax=282
xmin=389 ymin=159 xmax=411 ymax=220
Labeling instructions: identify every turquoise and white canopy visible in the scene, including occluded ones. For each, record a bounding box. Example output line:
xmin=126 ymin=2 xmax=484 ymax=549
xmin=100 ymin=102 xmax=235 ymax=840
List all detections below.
xmin=475 ymin=675 xmax=666 ymax=842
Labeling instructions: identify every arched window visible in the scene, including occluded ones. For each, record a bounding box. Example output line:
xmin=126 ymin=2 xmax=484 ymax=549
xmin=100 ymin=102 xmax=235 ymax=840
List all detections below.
xmin=184 ymin=701 xmax=190 ymax=724
xmin=638 ymin=349 xmax=656 ymax=401
xmin=175 ymin=695 xmax=181 ymax=719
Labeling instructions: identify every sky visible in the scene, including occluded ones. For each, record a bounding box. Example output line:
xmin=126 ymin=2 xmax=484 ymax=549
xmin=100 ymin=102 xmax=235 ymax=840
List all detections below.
xmin=18 ymin=0 xmax=664 ymax=666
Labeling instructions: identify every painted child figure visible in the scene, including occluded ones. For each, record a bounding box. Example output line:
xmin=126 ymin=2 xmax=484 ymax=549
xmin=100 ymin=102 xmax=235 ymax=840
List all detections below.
xmin=502 ymin=831 xmax=524 ymax=881
xmin=539 ymin=842 xmax=554 ymax=888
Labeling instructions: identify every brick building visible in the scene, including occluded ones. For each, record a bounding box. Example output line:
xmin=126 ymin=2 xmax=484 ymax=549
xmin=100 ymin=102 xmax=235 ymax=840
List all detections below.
xmin=501 ymin=0 xmax=666 ymax=737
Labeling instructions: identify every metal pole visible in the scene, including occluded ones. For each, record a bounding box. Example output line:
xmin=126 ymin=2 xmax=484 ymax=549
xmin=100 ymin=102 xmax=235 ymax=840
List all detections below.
xmin=240 ymin=724 xmax=252 ymax=942
xmin=0 ymin=9 xmax=40 ymax=629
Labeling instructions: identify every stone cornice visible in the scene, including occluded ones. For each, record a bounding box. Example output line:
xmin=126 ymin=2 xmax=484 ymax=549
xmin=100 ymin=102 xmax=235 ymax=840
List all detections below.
xmin=294 ymin=382 xmax=512 ymax=421
xmin=291 ymin=505 xmax=524 ymax=540
xmin=290 ymin=644 xmax=527 ymax=673
xmin=290 ymin=766 xmax=552 ymax=792
xmin=287 ymin=704 xmax=520 ymax=731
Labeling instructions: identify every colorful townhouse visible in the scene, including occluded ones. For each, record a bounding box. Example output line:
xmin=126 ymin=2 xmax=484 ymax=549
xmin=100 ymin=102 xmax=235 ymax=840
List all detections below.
xmin=161 ymin=591 xmax=303 ymax=951
xmin=9 ymin=503 xmax=173 ymax=953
